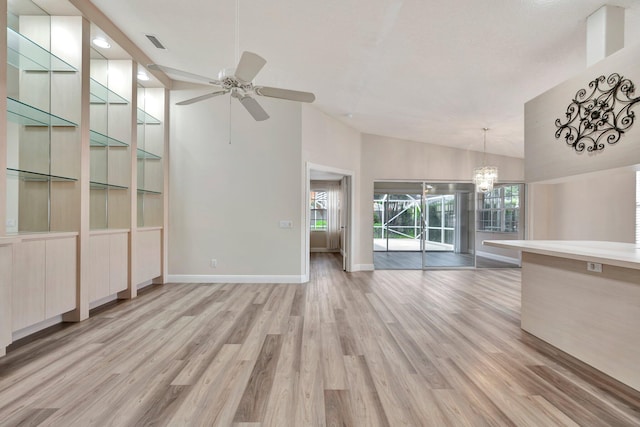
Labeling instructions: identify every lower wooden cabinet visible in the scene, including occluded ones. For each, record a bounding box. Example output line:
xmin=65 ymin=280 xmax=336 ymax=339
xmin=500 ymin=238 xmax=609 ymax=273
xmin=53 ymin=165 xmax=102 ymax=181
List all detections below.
xmin=45 ymin=237 xmax=77 ymax=318
xmin=0 ymin=244 xmax=13 ymax=354
xmin=12 ymin=235 xmax=77 ymax=332
xmin=89 ymin=231 xmax=128 ymax=303
xmin=12 ymin=240 xmax=46 ymax=331
xmin=136 ymin=228 xmax=161 ymax=285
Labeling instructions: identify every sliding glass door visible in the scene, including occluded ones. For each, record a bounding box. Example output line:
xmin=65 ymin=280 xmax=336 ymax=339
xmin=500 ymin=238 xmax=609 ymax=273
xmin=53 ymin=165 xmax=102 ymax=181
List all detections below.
xmin=373 ymin=182 xmax=475 ymax=269
xmin=421 ymin=183 xmax=475 ymax=268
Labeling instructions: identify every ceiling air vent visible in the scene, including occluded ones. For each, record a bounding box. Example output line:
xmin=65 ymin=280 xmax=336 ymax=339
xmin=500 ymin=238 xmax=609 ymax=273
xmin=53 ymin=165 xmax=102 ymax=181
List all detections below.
xmin=145 ymin=34 xmax=166 ymax=50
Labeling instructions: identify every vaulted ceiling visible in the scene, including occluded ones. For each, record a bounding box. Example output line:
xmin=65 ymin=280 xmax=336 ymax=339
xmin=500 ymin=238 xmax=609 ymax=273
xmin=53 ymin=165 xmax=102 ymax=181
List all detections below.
xmin=89 ymin=0 xmax=640 ymax=158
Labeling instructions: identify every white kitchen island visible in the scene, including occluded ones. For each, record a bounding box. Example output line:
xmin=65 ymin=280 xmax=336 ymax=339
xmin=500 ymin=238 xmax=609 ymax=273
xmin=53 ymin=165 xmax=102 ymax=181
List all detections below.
xmin=483 ymin=240 xmax=640 ymax=392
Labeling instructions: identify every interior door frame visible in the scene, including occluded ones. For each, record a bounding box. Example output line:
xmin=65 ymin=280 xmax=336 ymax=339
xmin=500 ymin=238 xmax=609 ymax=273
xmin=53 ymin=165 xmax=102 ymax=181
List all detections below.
xmin=304 ymin=162 xmax=356 ymax=280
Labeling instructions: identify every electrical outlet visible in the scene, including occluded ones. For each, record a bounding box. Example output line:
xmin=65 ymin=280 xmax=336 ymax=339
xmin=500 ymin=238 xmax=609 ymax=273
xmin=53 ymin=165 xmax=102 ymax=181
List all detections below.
xmin=587 ymin=262 xmax=602 ymax=273
xmin=210 ymin=259 xmax=217 ymax=268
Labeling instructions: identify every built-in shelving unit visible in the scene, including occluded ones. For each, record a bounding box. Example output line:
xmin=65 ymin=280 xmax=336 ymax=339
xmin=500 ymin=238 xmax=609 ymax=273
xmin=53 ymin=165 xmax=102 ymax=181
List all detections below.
xmin=137 ymin=107 xmax=161 ymax=125
xmin=2 ymin=0 xmax=86 ymax=356
xmin=90 ymin=78 xmax=127 ymax=104
xmin=1 ymin=0 xmax=169 ymax=357
xmin=136 ymin=85 xmax=164 ymax=228
xmin=89 ymin=129 xmax=127 ymax=147
xmin=7 ymin=97 xmax=77 ymax=126
xmin=89 ymin=47 xmax=131 ymax=230
xmin=6 ymin=8 xmax=82 ymax=234
xmin=7 ymin=27 xmax=76 ymax=72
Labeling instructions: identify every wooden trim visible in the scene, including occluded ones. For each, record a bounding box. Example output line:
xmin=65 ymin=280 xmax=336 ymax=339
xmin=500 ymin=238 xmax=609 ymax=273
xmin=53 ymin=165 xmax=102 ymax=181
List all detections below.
xmin=160 ymin=88 xmax=170 ymax=284
xmin=68 ymin=0 xmax=171 ymax=88
xmin=137 ymin=226 xmax=163 ymax=232
xmin=119 ymin=62 xmax=138 ymax=300
xmin=89 ymin=228 xmax=130 ymax=236
xmin=64 ymin=17 xmax=91 ymax=323
xmin=10 ymin=232 xmax=79 ymax=241
xmin=0 ymin=0 xmax=7 ymax=238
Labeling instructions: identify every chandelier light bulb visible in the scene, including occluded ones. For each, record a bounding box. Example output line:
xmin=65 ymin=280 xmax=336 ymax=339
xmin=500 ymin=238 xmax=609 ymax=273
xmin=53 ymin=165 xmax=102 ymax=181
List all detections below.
xmin=473 ymin=128 xmax=499 ymax=193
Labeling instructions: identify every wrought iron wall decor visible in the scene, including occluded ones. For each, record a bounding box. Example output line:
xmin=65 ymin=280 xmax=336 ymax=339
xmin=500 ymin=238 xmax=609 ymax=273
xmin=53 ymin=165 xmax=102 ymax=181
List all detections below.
xmin=555 ymin=73 xmax=640 ymax=153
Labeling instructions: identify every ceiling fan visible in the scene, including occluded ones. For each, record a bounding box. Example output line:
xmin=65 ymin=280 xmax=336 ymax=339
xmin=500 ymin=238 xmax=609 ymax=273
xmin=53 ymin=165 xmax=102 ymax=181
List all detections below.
xmin=148 ymin=51 xmax=316 ymax=121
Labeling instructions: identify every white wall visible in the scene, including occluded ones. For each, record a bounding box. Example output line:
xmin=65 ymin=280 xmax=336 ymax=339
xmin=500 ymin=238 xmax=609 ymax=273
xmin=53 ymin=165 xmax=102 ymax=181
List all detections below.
xmin=302 ymin=105 xmax=362 ymax=266
xmin=169 ymin=82 xmax=303 ymax=280
xmin=302 ymin=105 xmax=361 ymax=172
xmin=359 ymin=134 xmax=525 ymax=266
xmin=524 ymin=41 xmax=640 ymax=243
xmin=525 ymin=42 xmax=640 ymax=183
xmin=168 ymin=92 xmax=529 ymax=276
xmin=528 ymin=168 xmax=635 ymax=242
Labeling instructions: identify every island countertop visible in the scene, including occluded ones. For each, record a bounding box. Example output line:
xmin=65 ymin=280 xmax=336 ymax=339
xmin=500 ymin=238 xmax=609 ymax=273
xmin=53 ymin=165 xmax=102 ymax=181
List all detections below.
xmin=483 ymin=240 xmax=640 ymax=270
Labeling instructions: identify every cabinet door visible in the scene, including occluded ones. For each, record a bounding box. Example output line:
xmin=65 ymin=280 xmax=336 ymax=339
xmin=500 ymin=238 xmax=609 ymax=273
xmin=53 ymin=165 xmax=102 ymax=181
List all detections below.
xmin=89 ymin=235 xmax=110 ymax=303
xmin=0 ymin=246 xmax=13 ymax=350
xmin=45 ymin=237 xmax=77 ymax=318
xmin=136 ymin=230 xmax=161 ymax=284
xmin=12 ymin=241 xmax=46 ymax=331
xmin=109 ymin=233 xmax=128 ymax=294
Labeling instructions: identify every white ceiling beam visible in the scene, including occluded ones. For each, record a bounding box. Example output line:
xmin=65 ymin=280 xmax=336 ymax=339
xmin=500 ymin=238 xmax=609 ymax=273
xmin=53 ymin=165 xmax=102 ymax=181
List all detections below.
xmin=586 ymin=5 xmax=625 ymax=67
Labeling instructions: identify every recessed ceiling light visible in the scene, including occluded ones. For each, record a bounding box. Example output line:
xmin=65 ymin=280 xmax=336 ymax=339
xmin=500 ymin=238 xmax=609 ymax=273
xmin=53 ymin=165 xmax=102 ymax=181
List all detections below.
xmin=137 ymin=71 xmax=150 ymax=81
xmin=92 ymin=37 xmax=111 ymax=49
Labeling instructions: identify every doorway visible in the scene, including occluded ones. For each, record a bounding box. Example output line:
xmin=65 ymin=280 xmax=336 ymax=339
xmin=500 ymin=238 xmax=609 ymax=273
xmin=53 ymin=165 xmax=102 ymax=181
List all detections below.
xmin=373 ymin=181 xmax=475 ymax=269
xmin=305 ymin=163 xmax=354 ymax=279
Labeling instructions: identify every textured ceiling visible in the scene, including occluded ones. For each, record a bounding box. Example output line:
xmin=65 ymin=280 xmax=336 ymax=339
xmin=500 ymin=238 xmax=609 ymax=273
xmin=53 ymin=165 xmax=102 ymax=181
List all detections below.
xmin=88 ymin=0 xmax=640 ymax=158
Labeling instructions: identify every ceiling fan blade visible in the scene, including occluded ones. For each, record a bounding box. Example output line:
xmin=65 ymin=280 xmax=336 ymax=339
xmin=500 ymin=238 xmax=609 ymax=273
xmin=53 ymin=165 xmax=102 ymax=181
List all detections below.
xmin=234 ymin=51 xmax=266 ymax=83
xmin=148 ymin=64 xmax=222 ymax=86
xmin=255 ymin=86 xmax=316 ymax=103
xmin=239 ymin=95 xmax=270 ymax=121
xmin=176 ymin=90 xmax=229 ymax=105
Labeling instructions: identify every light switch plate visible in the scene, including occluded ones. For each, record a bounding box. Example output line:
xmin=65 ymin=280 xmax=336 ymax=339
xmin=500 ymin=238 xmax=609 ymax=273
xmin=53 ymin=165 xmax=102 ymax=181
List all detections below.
xmin=279 ymin=220 xmax=293 ymax=229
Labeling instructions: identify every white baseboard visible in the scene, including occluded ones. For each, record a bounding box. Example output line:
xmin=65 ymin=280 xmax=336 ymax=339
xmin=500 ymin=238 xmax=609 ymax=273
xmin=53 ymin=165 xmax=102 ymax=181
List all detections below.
xmin=476 ymin=250 xmax=520 ymax=266
xmin=310 ymin=248 xmax=340 ymax=253
xmin=167 ymin=274 xmax=307 ymax=284
xmin=352 ymin=264 xmax=375 ymax=272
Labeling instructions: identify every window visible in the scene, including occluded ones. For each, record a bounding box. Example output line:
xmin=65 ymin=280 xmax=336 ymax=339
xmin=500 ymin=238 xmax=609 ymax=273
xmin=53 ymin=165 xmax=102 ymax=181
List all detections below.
xmin=310 ymin=190 xmax=327 ymax=230
xmin=477 ymin=185 xmax=521 ymax=232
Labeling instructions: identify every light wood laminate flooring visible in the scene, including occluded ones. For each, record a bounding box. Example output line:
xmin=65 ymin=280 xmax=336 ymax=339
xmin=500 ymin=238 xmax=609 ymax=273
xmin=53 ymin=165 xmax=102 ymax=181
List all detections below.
xmin=1 ymin=253 xmax=639 ymax=426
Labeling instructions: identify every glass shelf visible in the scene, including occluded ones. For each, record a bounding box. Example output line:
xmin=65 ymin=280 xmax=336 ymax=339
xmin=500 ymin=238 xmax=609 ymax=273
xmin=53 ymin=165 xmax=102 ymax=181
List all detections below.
xmin=90 ymin=130 xmax=129 ymax=147
xmin=7 ymin=97 xmax=77 ymax=127
xmin=136 ymin=148 xmax=161 ymax=160
xmin=7 ymin=168 xmax=77 ymax=182
xmin=7 ymin=28 xmax=77 ymax=72
xmin=137 ymin=188 xmax=162 ymax=195
xmin=137 ymin=108 xmax=161 ymax=125
xmin=90 ymin=78 xmax=129 ymax=105
xmin=90 ymin=181 xmax=128 ymax=190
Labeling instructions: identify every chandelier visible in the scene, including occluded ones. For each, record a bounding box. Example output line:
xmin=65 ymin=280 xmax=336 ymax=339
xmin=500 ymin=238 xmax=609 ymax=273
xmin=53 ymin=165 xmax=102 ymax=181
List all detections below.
xmin=473 ymin=128 xmax=498 ymax=193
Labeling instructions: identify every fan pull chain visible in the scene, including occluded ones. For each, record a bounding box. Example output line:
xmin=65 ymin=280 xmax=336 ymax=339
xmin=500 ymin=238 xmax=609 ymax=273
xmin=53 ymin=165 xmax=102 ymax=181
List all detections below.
xmin=229 ymin=93 xmax=232 ymax=144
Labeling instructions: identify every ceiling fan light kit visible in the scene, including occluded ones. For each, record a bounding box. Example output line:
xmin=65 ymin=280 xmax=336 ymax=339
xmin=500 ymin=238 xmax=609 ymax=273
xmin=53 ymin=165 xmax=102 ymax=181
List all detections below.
xmin=149 ymin=51 xmax=315 ymax=121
